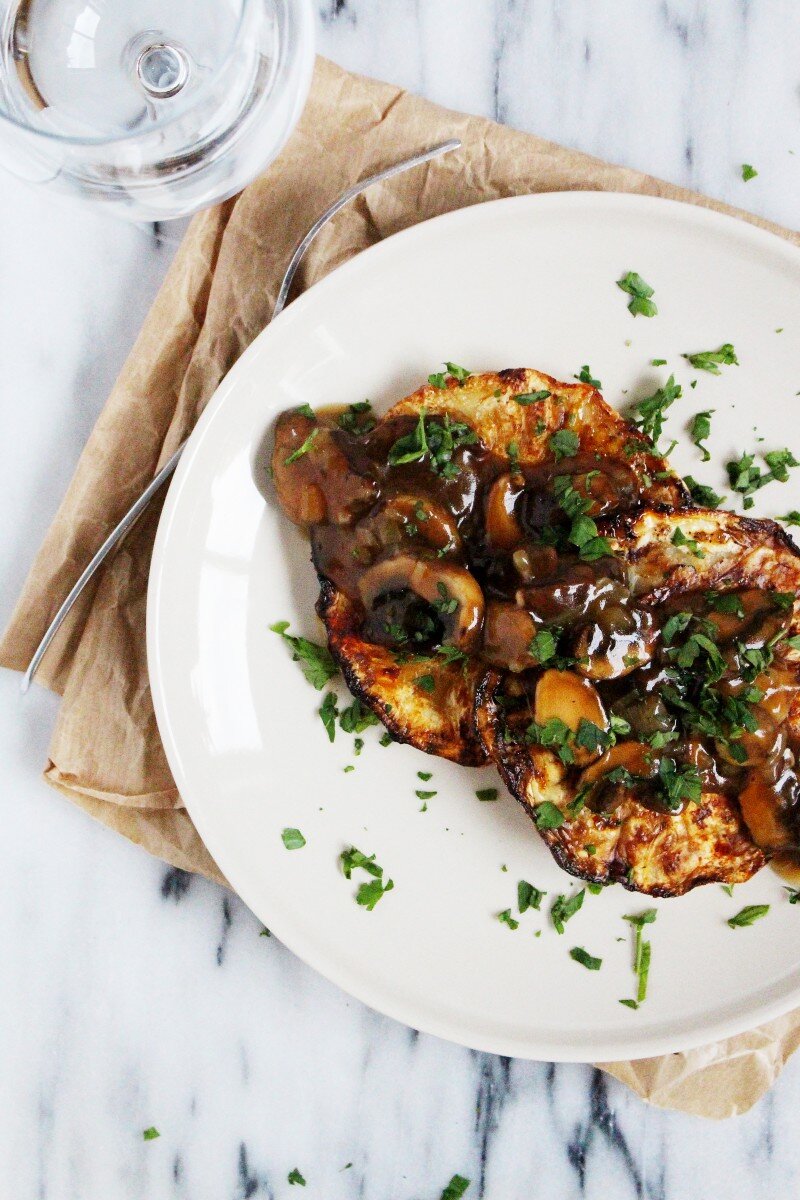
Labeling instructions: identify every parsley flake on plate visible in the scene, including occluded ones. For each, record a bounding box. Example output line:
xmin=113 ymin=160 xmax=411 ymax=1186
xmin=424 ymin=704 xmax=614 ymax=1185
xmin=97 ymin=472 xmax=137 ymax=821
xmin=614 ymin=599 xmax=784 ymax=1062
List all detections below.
xmin=741 ymin=163 xmax=758 ymax=182
xmin=617 ymin=271 xmax=658 ymax=318
xmin=287 ymin=1168 xmax=306 ymax=1186
xmin=281 ymin=827 xmax=306 ymax=851
xmin=476 ymin=787 xmax=499 ymax=802
xmin=534 ymin=801 xmax=566 ymax=830
xmin=142 ymin=1127 xmax=160 ymax=1142
xmin=340 ymin=846 xmax=393 ymax=909
xmin=270 ymin=621 xmax=339 ymax=690
xmin=689 ymin=410 xmax=714 ymax=461
xmin=623 ymin=909 xmax=657 ymax=1003
xmin=549 ymin=428 xmax=580 ymax=461
xmin=683 ymin=344 xmax=739 ymax=374
xmin=550 ymin=890 xmax=585 ymax=934
xmin=497 ymin=909 xmax=519 ymax=930
xmin=570 ymin=946 xmax=602 ymax=971
xmin=518 ymin=880 xmax=546 ymax=912
xmin=629 ymin=375 xmax=681 ymax=451
xmin=727 ymin=904 xmax=770 ymax=928
xmin=683 ymin=476 xmax=725 ymax=508
xmin=319 ymin=691 xmax=338 ymax=742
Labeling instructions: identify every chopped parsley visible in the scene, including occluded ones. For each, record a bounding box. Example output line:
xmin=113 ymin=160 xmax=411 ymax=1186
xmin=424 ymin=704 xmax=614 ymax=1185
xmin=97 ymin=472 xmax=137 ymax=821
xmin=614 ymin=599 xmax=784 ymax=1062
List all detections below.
xmin=671 ymin=525 xmax=705 ymax=558
xmin=780 ymin=510 xmax=800 ymax=526
xmin=784 ymin=887 xmax=800 ymax=904
xmin=433 ymin=582 xmax=458 ymax=615
xmin=319 ymin=691 xmax=338 ymax=741
xmin=339 ymin=698 xmax=379 ymax=735
xmin=338 ymin=400 xmax=376 ymax=435
xmin=284 ymin=427 xmax=319 ymax=464
xmin=441 ymin=1175 xmax=471 ymax=1200
xmin=727 ymin=904 xmax=770 ymax=928
xmin=415 ymin=673 xmax=436 ymax=694
xmin=518 ymin=880 xmax=546 ymax=912
xmin=741 ymin=163 xmax=758 ymax=182
xmin=476 ymin=787 xmax=499 ymax=802
xmin=570 ymin=946 xmax=602 ymax=971
xmin=415 ymin=789 xmax=436 ymax=800
xmin=379 ymin=731 xmax=393 ymax=747
xmin=689 ymin=410 xmax=714 ymax=461
xmin=549 ymin=428 xmax=580 ymax=461
xmin=296 ymin=403 xmax=315 ymax=420
xmin=683 ymin=344 xmax=739 ymax=374
xmin=288 ymin=1169 xmax=306 ymax=1186
xmin=575 ymin=365 xmax=602 ymax=388
xmin=445 ymin=362 xmax=471 ymax=382
xmin=528 ymin=629 xmax=557 ymax=664
xmin=683 ymin=475 xmax=725 ymax=508
xmin=727 ymin=448 xmax=800 ymax=509
xmin=281 ymin=827 xmax=306 ymax=850
xmin=551 ymin=890 xmax=585 ymax=934
xmin=418 ymin=770 xmax=432 ymax=781
xmin=623 ymin=909 xmax=657 ymax=1003
xmin=514 ymin=389 xmax=552 ymax=405
xmin=270 ymin=622 xmax=338 ymax=690
xmin=142 ymin=1127 xmax=160 ymax=1141
xmin=617 ymin=271 xmax=658 ymax=318
xmin=498 ymin=909 xmax=519 ymax=930
xmin=657 ymin=757 xmax=702 ymax=810
xmin=387 ymin=409 xmax=477 ymax=476
xmin=629 ymin=375 xmax=681 ymax=450
xmin=534 ymin=801 xmax=566 ymax=829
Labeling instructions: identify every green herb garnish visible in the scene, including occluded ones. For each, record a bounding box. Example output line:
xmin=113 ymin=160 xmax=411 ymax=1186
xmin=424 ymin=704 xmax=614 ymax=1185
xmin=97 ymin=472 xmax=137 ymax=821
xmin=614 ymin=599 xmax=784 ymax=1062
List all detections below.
xmin=319 ymin=691 xmax=338 ymax=742
xmin=143 ymin=1127 xmax=160 ymax=1141
xmin=551 ymin=890 xmax=585 ymax=934
xmin=617 ymin=271 xmax=658 ymax=318
xmin=515 ymin=389 xmax=552 ymax=405
xmin=570 ymin=946 xmax=602 ymax=970
xmin=683 ymin=344 xmax=739 ymax=374
xmin=284 ymin=427 xmax=319 ymax=464
xmin=498 ymin=908 xmax=519 ymax=930
xmin=549 ymin=428 xmax=580 ymax=461
xmin=476 ymin=787 xmax=499 ymax=802
xmin=441 ymin=1175 xmax=471 ymax=1200
xmin=287 ymin=1169 xmax=306 ymax=1187
xmin=575 ymin=365 xmax=602 ymax=388
xmin=683 ymin=476 xmax=725 ymax=508
xmin=689 ymin=410 xmax=714 ymax=461
xmin=629 ymin=375 xmax=681 ymax=450
xmin=281 ymin=827 xmax=306 ymax=851
xmin=534 ymin=801 xmax=566 ymax=830
xmin=270 ymin=621 xmax=339 ymax=690
xmin=727 ymin=904 xmax=770 ymax=928
xmin=518 ymin=880 xmax=546 ymax=912
xmin=741 ymin=163 xmax=758 ymax=181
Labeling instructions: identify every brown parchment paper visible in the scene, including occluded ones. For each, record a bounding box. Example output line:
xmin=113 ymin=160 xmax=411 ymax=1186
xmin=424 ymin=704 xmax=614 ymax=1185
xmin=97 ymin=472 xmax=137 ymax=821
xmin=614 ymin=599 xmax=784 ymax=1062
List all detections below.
xmin=3 ymin=57 xmax=799 ymax=1118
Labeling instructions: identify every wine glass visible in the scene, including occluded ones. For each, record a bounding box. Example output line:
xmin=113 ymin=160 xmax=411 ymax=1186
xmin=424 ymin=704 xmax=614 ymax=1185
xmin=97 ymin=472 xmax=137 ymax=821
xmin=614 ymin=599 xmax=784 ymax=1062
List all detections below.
xmin=0 ymin=0 xmax=315 ymax=221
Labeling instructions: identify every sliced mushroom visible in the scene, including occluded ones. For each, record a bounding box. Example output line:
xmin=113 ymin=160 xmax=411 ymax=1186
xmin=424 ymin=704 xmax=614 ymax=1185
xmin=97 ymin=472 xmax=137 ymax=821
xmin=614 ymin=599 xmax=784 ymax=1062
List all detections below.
xmin=357 ymin=555 xmax=484 ymax=650
xmin=272 ymin=410 xmax=377 ymax=527
xmin=481 ymin=602 xmax=542 ymax=672
xmin=512 ymin=544 xmax=559 ymax=582
xmin=380 ymin=494 xmax=462 ymax=552
xmin=534 ymin=669 xmax=608 ymax=765
xmin=485 ymin=473 xmax=523 ymax=550
xmin=572 ymin=608 xmax=657 ymax=680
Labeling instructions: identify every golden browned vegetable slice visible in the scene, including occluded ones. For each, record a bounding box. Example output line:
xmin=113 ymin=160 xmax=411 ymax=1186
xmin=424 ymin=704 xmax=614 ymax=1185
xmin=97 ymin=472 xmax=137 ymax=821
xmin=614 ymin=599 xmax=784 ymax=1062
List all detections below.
xmin=384 ymin=367 xmax=687 ymax=507
xmin=474 ymin=508 xmax=800 ymax=895
xmin=475 ymin=669 xmax=766 ymax=895
xmin=317 ymin=578 xmax=487 ymax=765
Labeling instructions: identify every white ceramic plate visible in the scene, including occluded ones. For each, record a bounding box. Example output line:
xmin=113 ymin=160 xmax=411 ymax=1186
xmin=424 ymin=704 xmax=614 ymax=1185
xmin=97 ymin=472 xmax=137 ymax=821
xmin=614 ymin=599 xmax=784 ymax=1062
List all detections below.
xmin=149 ymin=193 xmax=800 ymax=1062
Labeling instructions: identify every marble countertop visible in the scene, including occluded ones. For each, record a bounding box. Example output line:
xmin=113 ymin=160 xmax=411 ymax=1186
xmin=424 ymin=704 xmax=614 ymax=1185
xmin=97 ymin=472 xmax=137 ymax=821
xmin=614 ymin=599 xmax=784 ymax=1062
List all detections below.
xmin=2 ymin=3 xmax=799 ymax=1197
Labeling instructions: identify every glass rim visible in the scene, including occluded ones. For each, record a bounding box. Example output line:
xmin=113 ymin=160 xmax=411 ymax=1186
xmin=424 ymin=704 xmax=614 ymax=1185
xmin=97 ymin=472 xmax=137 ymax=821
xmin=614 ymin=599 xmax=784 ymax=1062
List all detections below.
xmin=0 ymin=0 xmax=263 ymax=147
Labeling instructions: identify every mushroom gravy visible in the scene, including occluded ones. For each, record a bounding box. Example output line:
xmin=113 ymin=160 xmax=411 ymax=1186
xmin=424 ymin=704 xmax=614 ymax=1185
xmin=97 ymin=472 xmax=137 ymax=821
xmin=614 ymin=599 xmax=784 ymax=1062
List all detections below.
xmin=272 ymin=401 xmax=800 ymax=863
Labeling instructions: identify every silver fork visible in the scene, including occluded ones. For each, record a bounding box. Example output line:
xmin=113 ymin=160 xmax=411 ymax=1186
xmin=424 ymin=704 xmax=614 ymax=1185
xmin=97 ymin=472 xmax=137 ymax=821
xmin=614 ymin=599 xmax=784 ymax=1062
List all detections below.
xmin=22 ymin=138 xmax=461 ymax=691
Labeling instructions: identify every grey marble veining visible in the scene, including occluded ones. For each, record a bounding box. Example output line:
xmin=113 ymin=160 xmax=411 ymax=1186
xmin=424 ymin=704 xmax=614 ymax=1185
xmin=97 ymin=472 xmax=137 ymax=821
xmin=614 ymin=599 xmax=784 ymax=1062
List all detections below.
xmin=1 ymin=3 xmax=800 ymax=1197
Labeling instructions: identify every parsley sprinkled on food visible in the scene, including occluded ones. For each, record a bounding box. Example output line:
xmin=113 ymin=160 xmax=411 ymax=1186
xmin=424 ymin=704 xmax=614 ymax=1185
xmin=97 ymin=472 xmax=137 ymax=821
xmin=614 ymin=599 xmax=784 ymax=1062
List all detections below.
xmin=683 ymin=475 xmax=725 ymax=507
xmin=549 ymin=428 xmax=580 ymax=461
xmin=617 ymin=271 xmax=658 ymax=318
xmin=575 ymin=364 xmax=602 ymax=388
xmin=727 ymin=904 xmax=770 ymax=928
xmin=629 ymin=375 xmax=681 ymax=451
xmin=281 ymin=828 xmax=306 ymax=850
xmin=515 ymin=389 xmax=552 ymax=406
xmin=727 ymin=448 xmax=800 ymax=508
xmin=270 ymin=622 xmax=338 ymax=689
xmin=570 ymin=946 xmax=602 ymax=970
xmin=683 ymin=344 xmax=739 ymax=374
xmin=689 ymin=410 xmax=714 ymax=461
xmin=534 ymin=801 xmax=565 ymax=830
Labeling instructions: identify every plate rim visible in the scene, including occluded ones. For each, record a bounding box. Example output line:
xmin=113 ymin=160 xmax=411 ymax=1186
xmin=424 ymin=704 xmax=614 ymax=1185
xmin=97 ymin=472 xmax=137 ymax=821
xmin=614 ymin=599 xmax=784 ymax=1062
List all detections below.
xmin=148 ymin=189 xmax=800 ymax=1062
